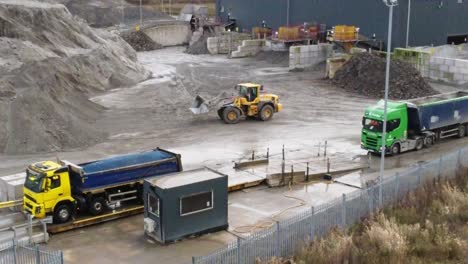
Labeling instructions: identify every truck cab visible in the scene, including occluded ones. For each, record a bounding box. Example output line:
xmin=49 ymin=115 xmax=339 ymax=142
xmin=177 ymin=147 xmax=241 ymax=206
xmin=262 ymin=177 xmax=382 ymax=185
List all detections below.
xmin=23 ymin=161 xmax=74 ymax=223
xmin=361 ymin=100 xmax=409 ymax=155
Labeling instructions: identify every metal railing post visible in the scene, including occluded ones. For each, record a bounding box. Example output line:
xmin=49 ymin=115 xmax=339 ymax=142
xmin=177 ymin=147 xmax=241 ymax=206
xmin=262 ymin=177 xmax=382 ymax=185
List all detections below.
xmin=236 ymin=237 xmax=241 ymax=264
xmin=61 ymin=251 xmax=64 ymax=264
xmin=276 ymin=222 xmax=280 ymax=256
xmin=368 ymin=185 xmax=374 ymax=213
xmin=36 ymin=245 xmax=41 ymax=264
xmin=310 ymin=206 xmax=315 ymax=239
xmin=438 ymin=157 xmax=442 ymax=181
xmin=417 ymin=164 xmax=422 ymax=186
xmin=13 ymin=239 xmax=17 ymax=264
xmin=341 ymin=193 xmax=346 ymax=228
xmin=457 ymin=149 xmax=462 ymax=176
xmin=394 ymin=173 xmax=400 ymax=202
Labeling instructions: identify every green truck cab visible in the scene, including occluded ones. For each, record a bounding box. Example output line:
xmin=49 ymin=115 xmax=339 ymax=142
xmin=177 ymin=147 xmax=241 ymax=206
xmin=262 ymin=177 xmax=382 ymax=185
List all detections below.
xmin=361 ymin=100 xmax=409 ymax=154
xmin=361 ymin=92 xmax=468 ymax=155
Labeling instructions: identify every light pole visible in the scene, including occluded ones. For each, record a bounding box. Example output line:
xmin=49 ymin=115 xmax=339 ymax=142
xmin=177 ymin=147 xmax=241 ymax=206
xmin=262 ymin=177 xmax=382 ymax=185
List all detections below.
xmin=405 ymin=0 xmax=411 ymax=48
xmin=139 ymin=0 xmax=143 ymax=27
xmin=379 ymin=0 xmax=397 ymax=208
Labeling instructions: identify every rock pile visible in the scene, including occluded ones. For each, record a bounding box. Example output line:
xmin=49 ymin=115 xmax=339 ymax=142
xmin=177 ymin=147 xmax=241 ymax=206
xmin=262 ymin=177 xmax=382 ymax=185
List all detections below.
xmin=121 ymin=30 xmax=162 ymax=51
xmin=332 ymin=52 xmax=437 ymax=99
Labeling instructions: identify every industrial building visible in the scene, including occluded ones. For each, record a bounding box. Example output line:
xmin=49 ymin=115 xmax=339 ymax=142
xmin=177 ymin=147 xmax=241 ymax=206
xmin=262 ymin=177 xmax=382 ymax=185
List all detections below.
xmin=215 ymin=0 xmax=468 ymax=48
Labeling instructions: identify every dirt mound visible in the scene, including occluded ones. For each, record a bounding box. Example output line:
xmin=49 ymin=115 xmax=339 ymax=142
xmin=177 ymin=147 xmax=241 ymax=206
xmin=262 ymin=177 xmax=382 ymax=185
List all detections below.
xmin=0 ymin=0 xmax=150 ymax=154
xmin=121 ymin=31 xmax=162 ymax=51
xmin=185 ymin=33 xmax=211 ymax=55
xmin=332 ymin=52 xmax=437 ymax=99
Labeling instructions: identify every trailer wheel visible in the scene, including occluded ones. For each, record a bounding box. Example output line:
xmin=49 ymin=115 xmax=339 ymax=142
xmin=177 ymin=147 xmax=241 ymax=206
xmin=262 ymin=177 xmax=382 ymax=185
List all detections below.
xmin=390 ymin=143 xmax=400 ymax=156
xmin=89 ymin=197 xmax=107 ymax=216
xmin=458 ymin=125 xmax=466 ymax=138
xmin=415 ymin=138 xmax=424 ymax=151
xmin=53 ymin=204 xmax=72 ymax=224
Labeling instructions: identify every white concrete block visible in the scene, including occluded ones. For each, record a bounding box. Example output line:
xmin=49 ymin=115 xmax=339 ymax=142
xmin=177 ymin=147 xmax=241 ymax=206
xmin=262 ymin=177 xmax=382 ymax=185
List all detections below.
xmin=449 ymin=66 xmax=458 ymax=73
xmin=454 ymin=73 xmax=464 ymax=81
xmin=454 ymin=59 xmax=468 ymax=68
xmin=0 ymin=173 xmax=26 ymax=202
xmin=7 ymin=179 xmax=24 ymax=202
xmin=463 ymin=75 xmax=468 ymax=81
xmin=440 ymin=65 xmax=449 ymax=72
xmin=444 ymin=58 xmax=455 ymax=66
xmin=460 ymin=68 xmax=468 ymax=75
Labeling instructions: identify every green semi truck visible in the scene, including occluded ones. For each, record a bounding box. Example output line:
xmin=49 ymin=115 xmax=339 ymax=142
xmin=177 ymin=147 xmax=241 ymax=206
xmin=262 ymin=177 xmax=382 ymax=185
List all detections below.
xmin=361 ymin=91 xmax=468 ymax=155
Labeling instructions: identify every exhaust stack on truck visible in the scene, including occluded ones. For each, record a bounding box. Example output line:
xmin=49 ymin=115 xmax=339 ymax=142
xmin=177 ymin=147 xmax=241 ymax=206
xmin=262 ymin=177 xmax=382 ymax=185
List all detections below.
xmin=361 ymin=91 xmax=468 ymax=155
xmin=23 ymin=148 xmax=182 ymax=224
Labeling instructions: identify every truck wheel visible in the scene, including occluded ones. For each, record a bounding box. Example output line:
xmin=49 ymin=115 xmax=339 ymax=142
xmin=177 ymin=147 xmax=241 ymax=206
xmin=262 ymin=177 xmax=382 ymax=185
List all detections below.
xmin=222 ymin=107 xmax=240 ymax=124
xmin=415 ymin=138 xmax=424 ymax=151
xmin=89 ymin=197 xmax=107 ymax=216
xmin=458 ymin=125 xmax=466 ymax=138
xmin=390 ymin=143 xmax=400 ymax=156
xmin=53 ymin=204 xmax=72 ymax=224
xmin=259 ymin=105 xmax=274 ymax=121
xmin=424 ymin=136 xmax=434 ymax=147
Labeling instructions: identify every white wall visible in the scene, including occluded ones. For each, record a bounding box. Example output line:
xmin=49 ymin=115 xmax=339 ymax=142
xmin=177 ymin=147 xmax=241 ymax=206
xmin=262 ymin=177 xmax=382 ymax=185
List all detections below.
xmin=289 ymin=44 xmax=333 ymax=71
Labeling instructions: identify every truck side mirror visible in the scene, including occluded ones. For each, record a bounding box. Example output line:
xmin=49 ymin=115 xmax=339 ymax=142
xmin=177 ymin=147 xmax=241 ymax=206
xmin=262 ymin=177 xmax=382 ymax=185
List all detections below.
xmin=44 ymin=178 xmax=51 ymax=192
xmin=260 ymin=85 xmax=264 ymax=91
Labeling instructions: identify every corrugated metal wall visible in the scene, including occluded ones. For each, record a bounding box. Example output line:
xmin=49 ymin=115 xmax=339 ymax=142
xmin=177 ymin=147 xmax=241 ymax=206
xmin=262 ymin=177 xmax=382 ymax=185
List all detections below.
xmin=216 ymin=0 xmax=468 ymax=48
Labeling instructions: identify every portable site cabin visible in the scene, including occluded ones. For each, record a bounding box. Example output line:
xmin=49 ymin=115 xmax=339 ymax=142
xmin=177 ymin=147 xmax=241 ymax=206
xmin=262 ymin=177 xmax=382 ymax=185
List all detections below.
xmin=143 ymin=168 xmax=228 ymax=244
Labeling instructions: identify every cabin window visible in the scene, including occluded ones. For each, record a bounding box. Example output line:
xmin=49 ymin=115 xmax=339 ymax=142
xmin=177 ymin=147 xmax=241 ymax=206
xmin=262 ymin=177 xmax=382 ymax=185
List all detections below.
xmin=387 ymin=119 xmax=401 ymax=132
xmin=50 ymin=177 xmax=61 ymax=189
xmin=180 ymin=191 xmax=213 ymax=216
xmin=148 ymin=194 xmax=159 ymax=217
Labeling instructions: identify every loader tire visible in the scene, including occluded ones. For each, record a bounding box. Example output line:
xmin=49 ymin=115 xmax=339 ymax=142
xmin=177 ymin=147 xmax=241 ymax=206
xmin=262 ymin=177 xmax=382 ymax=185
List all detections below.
xmin=222 ymin=107 xmax=240 ymax=124
xmin=259 ymin=105 xmax=274 ymax=121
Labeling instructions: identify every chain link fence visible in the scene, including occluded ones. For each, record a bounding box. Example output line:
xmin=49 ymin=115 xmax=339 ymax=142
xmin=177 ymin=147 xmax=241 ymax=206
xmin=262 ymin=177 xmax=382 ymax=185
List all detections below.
xmin=193 ymin=146 xmax=468 ymax=264
xmin=0 ymin=240 xmax=63 ymax=264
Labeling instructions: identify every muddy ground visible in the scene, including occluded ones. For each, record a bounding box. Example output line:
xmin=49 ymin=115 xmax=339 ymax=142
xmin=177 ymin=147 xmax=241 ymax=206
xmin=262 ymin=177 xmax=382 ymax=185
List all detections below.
xmin=1 ymin=48 xmax=468 ymax=263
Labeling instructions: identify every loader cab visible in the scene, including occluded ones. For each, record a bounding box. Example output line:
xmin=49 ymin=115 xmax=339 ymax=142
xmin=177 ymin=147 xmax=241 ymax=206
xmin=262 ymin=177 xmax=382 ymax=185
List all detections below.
xmin=236 ymin=83 xmax=261 ymax=102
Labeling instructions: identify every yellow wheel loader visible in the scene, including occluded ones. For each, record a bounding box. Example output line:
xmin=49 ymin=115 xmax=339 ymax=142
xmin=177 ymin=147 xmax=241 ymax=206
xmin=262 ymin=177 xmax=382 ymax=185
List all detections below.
xmin=190 ymin=83 xmax=282 ymax=124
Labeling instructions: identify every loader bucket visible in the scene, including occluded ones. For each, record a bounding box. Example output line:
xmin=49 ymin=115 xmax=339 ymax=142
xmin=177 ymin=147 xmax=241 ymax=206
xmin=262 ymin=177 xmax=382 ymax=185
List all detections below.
xmin=190 ymin=95 xmax=210 ymax=114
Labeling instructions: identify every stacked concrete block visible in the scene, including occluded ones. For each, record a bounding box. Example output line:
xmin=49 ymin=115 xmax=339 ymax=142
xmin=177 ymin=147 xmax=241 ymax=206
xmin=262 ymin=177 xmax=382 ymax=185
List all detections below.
xmin=0 ymin=173 xmax=26 ymax=202
xmin=289 ymin=43 xmax=333 ymax=71
xmin=428 ymin=56 xmax=468 ymax=85
xmin=207 ymin=33 xmax=252 ymax=55
xmin=7 ymin=179 xmax=25 ymax=211
xmin=231 ymin=39 xmax=265 ymax=58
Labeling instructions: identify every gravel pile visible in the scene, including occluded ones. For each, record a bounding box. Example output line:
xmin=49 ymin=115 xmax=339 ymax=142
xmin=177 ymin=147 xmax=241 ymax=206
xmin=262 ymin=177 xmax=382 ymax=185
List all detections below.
xmin=185 ymin=33 xmax=211 ymax=55
xmin=121 ymin=31 xmax=162 ymax=51
xmin=332 ymin=52 xmax=437 ymax=99
xmin=0 ymin=0 xmax=150 ymax=154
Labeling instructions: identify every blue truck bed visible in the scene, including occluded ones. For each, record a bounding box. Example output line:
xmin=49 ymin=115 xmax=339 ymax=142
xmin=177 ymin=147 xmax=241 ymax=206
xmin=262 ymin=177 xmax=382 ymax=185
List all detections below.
xmin=68 ymin=148 xmax=182 ymax=192
xmin=407 ymin=91 xmax=468 ymax=131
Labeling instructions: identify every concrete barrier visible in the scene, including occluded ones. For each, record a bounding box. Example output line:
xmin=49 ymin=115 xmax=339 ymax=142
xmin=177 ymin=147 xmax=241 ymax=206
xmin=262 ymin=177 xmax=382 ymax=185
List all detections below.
xmin=207 ymin=33 xmax=251 ymax=55
xmin=231 ymin=39 xmax=265 ymax=58
xmin=429 ymin=56 xmax=468 ymax=85
xmin=0 ymin=173 xmax=26 ymax=202
xmin=289 ymin=44 xmax=333 ymax=71
xmin=143 ymin=23 xmax=191 ymax=46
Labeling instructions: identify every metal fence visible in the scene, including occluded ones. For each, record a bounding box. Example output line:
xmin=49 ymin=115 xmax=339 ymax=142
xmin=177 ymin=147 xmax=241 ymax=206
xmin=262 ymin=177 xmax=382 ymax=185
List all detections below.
xmin=0 ymin=240 xmax=63 ymax=264
xmin=193 ymin=146 xmax=468 ymax=264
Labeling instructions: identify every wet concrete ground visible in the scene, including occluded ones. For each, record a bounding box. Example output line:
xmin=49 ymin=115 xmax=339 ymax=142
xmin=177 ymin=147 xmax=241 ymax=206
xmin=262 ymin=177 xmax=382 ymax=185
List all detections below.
xmin=1 ymin=47 xmax=467 ymax=263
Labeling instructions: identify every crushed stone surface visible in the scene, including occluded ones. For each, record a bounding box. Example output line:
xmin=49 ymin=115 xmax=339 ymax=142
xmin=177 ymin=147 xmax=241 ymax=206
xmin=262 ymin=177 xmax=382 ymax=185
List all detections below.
xmin=332 ymin=52 xmax=437 ymax=100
